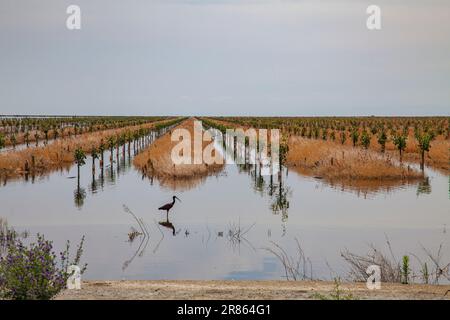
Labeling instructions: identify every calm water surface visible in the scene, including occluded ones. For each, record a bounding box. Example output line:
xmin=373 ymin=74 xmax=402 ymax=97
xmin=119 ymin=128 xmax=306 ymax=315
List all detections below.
xmin=1 ymin=138 xmax=449 ymax=281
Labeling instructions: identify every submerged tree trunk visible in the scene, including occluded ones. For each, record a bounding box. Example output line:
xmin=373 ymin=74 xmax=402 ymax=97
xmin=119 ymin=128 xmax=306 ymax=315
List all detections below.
xmin=77 ymin=164 xmax=80 ymax=188
xmin=420 ymin=150 xmax=425 ymax=171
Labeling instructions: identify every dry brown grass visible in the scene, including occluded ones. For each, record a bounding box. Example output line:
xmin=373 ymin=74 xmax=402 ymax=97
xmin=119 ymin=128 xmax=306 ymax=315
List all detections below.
xmin=329 ymin=128 xmax=449 ymax=171
xmin=286 ymin=136 xmax=423 ymax=181
xmin=205 ymin=118 xmax=449 ymax=172
xmin=0 ymin=119 xmax=176 ymax=178
xmin=133 ymin=119 xmax=224 ymax=183
xmin=150 ymin=174 xmax=216 ymax=192
xmin=202 ymin=118 xmax=429 ymax=181
xmin=2 ymin=127 xmax=90 ymax=147
xmin=389 ymin=138 xmax=449 ymax=173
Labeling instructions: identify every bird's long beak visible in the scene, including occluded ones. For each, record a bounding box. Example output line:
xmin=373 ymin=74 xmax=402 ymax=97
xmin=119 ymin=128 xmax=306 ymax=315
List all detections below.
xmin=175 ymin=196 xmax=181 ymax=202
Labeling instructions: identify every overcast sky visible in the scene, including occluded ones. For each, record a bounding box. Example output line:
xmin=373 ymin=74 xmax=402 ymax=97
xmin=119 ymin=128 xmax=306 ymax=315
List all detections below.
xmin=0 ymin=0 xmax=449 ymax=116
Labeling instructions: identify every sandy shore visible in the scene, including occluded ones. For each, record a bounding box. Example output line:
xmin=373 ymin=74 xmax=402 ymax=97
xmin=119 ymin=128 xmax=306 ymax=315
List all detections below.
xmin=57 ymin=280 xmax=450 ymax=300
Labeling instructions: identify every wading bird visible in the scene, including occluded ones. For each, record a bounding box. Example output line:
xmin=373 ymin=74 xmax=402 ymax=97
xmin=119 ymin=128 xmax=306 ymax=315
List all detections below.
xmin=158 ymin=196 xmax=181 ymax=219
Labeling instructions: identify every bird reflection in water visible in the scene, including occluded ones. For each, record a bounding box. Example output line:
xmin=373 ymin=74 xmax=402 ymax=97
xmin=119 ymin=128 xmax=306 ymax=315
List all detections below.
xmin=158 ymin=196 xmax=181 ymax=236
xmin=159 ymin=219 xmax=176 ymax=236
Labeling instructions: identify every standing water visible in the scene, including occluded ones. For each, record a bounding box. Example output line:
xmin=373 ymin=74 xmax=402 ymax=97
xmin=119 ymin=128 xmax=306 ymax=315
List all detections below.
xmin=0 ymin=130 xmax=449 ymax=281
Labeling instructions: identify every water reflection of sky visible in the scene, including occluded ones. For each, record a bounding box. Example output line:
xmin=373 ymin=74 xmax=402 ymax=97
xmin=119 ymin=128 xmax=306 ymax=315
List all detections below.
xmin=0 ymin=139 xmax=449 ymax=281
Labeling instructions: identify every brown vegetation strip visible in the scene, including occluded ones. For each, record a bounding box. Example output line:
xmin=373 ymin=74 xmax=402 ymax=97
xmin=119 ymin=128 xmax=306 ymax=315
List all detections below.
xmin=201 ymin=118 xmax=432 ymax=181
xmin=353 ymin=129 xmax=448 ymax=172
xmin=204 ymin=117 xmax=449 ymax=172
xmin=308 ymin=128 xmax=448 ymax=172
xmin=287 ymin=136 xmax=423 ymax=181
xmin=133 ymin=119 xmax=224 ymax=185
xmin=0 ymin=118 xmax=177 ymax=178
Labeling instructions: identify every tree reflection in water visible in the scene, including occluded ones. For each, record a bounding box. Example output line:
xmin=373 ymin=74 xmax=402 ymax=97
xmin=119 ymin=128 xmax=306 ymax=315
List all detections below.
xmin=73 ymin=185 xmax=86 ymax=210
xmin=417 ymin=177 xmax=431 ymax=196
xmin=238 ymin=160 xmax=292 ymax=222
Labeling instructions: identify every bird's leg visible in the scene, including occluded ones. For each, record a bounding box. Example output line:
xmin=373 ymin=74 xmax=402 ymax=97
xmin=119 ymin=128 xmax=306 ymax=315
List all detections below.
xmin=166 ymin=210 xmax=169 ymax=222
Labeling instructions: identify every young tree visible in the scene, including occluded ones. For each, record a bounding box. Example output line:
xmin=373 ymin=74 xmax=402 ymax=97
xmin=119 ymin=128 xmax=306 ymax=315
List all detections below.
xmin=360 ymin=130 xmax=370 ymax=149
xmin=370 ymin=126 xmax=378 ymax=135
xmin=330 ymin=131 xmax=336 ymax=141
xmin=313 ymin=127 xmax=319 ymax=139
xmin=0 ymin=133 xmax=5 ymax=150
xmin=393 ymin=134 xmax=407 ymax=163
xmin=10 ymin=134 xmax=17 ymax=149
xmin=98 ymin=139 xmax=105 ymax=171
xmin=34 ymin=132 xmax=40 ymax=147
xmin=115 ymin=134 xmax=120 ymax=158
xmin=24 ymin=131 xmax=30 ymax=147
xmin=278 ymin=135 xmax=289 ymax=173
xmin=415 ymin=131 xmax=435 ymax=171
xmin=107 ymin=136 xmax=115 ymax=162
xmin=74 ymin=148 xmax=86 ymax=186
xmin=126 ymin=131 xmax=133 ymax=157
xmin=377 ymin=130 xmax=387 ymax=153
xmin=42 ymin=123 xmax=50 ymax=145
xmin=120 ymin=133 xmax=126 ymax=156
xmin=340 ymin=131 xmax=347 ymax=145
xmin=91 ymin=147 xmax=99 ymax=176
xmin=351 ymin=129 xmax=359 ymax=147
xmin=300 ymin=126 xmax=306 ymax=137
xmin=133 ymin=131 xmax=140 ymax=151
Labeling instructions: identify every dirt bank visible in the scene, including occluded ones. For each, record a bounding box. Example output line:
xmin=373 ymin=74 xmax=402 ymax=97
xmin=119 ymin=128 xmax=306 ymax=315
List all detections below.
xmin=57 ymin=280 xmax=450 ymax=300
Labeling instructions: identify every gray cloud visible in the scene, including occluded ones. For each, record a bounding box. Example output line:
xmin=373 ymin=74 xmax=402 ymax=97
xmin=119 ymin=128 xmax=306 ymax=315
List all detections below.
xmin=0 ymin=0 xmax=449 ymax=116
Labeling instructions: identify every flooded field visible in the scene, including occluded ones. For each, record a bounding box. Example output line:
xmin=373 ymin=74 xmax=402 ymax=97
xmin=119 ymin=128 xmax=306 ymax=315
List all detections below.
xmin=1 ymin=132 xmax=448 ymax=281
